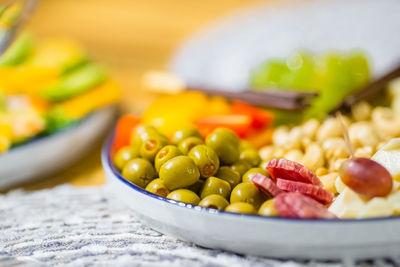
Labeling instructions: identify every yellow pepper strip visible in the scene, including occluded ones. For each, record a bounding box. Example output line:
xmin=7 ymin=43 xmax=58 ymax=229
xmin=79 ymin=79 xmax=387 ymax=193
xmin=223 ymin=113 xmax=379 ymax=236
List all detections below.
xmin=0 ymin=122 xmax=12 ymax=153
xmin=0 ymin=66 xmax=59 ymax=95
xmin=142 ymin=92 xmax=231 ymax=137
xmin=142 ymin=91 xmax=208 ymax=136
xmin=28 ymin=94 xmax=50 ymax=113
xmin=27 ymin=37 xmax=87 ymax=72
xmin=54 ymin=79 xmax=121 ymax=120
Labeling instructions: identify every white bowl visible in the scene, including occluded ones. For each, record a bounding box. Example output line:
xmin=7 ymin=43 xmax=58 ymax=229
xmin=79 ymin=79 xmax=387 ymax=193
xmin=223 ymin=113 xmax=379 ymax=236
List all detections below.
xmin=0 ymin=106 xmax=115 ymax=189
xmin=102 ymin=135 xmax=400 ymax=261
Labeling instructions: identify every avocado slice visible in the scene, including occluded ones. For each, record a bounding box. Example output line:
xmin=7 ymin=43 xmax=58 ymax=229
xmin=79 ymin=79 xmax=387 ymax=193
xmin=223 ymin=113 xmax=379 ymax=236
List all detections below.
xmin=0 ymin=32 xmax=35 ymax=67
xmin=41 ymin=63 xmax=107 ymax=101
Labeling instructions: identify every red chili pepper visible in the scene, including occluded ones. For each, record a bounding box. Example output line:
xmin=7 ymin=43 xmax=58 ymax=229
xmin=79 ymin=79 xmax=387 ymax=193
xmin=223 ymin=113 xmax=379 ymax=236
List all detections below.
xmin=231 ymin=101 xmax=274 ymax=129
xmin=195 ymin=114 xmax=253 ymax=138
xmin=111 ymin=115 xmax=141 ymax=156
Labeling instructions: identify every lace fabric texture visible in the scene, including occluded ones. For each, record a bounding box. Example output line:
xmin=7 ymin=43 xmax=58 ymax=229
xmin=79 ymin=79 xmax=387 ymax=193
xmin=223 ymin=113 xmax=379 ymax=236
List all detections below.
xmin=0 ymin=185 xmax=393 ymax=267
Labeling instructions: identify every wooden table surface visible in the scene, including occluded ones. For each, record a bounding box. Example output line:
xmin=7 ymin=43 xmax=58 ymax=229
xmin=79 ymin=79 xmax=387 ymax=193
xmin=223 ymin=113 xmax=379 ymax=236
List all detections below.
xmin=16 ymin=0 xmax=263 ymax=191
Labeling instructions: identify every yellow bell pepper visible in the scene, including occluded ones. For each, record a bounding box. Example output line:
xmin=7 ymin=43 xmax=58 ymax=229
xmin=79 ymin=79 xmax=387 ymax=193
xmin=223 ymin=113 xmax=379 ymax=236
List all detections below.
xmin=141 ymin=92 xmax=231 ymax=137
xmin=53 ymin=79 xmax=120 ymax=120
xmin=0 ymin=122 xmax=12 ymax=153
xmin=0 ymin=66 xmax=59 ymax=95
xmin=27 ymin=37 xmax=88 ymax=72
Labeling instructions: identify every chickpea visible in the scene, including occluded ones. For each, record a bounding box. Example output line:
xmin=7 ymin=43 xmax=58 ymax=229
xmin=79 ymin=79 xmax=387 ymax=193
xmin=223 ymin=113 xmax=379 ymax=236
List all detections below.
xmin=389 ymin=78 xmax=400 ymax=114
xmin=272 ymin=126 xmax=290 ymax=147
xmin=322 ymin=138 xmax=350 ymax=159
xmin=389 ymin=77 xmax=400 ymax=96
xmin=376 ymin=141 xmax=387 ymax=151
xmin=342 ymin=115 xmax=352 ymax=127
xmin=284 ymin=149 xmax=303 ymax=163
xmin=301 ymin=137 xmax=312 ymax=151
xmin=320 ymin=172 xmax=339 ymax=194
xmin=283 ymin=126 xmax=303 ymax=150
xmin=316 ymin=167 xmax=329 ymax=176
xmin=302 ymin=143 xmax=324 ymax=171
xmin=351 ymin=101 xmax=371 ymax=121
xmin=391 ymin=97 xmax=400 ymax=116
xmin=371 ymin=107 xmax=400 ymax=139
xmin=273 ymin=147 xmax=286 ymax=158
xmin=348 ymin=121 xmax=380 ymax=148
xmin=316 ymin=117 xmax=343 ymax=143
xmin=301 ymin=119 xmax=320 ymax=140
xmin=328 ymin=158 xmax=347 ymax=172
xmin=259 ymin=146 xmax=275 ymax=162
xmin=354 ymin=146 xmax=374 ymax=158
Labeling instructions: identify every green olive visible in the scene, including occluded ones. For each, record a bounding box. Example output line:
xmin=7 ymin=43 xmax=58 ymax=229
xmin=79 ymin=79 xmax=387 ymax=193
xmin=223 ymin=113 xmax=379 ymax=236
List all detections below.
xmin=145 ymin=178 xmax=170 ymax=197
xmin=188 ymin=145 xmax=220 ymax=178
xmin=242 ymin=167 xmax=268 ymax=183
xmin=167 ymin=189 xmax=200 ymax=205
xmin=122 ymin=158 xmax=156 ymax=188
xmin=230 ymin=182 xmax=267 ymax=209
xmin=154 ymin=145 xmax=182 ymax=172
xmin=132 ymin=125 xmax=160 ymax=145
xmin=258 ymin=199 xmax=278 ymax=216
xmin=205 ymin=128 xmax=239 ymax=165
xmin=131 ymin=141 xmax=142 ymax=158
xmin=239 ymin=140 xmax=253 ymax=152
xmin=259 ymin=161 xmax=269 ymax=170
xmin=240 ymin=149 xmax=261 ymax=167
xmin=185 ymin=179 xmax=204 ymax=195
xmin=225 ymin=202 xmax=256 ymax=214
xmin=130 ymin=126 xmax=157 ymax=158
xmin=172 ymin=126 xmax=202 ymax=144
xmin=199 ymin=194 xmax=229 ymax=210
xmin=178 ymin=137 xmax=204 ymax=154
xmin=159 ymin=155 xmax=200 ymax=190
xmin=200 ymin=177 xmax=231 ymax=199
xmin=216 ymin=166 xmax=241 ymax=189
xmin=113 ymin=146 xmax=138 ymax=170
xmin=231 ymin=160 xmax=252 ymax=176
xmin=140 ymin=133 xmax=169 ymax=162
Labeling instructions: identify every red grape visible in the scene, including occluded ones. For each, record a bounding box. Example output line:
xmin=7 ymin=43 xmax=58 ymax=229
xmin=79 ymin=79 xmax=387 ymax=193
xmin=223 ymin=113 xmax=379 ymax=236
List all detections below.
xmin=340 ymin=157 xmax=393 ymax=198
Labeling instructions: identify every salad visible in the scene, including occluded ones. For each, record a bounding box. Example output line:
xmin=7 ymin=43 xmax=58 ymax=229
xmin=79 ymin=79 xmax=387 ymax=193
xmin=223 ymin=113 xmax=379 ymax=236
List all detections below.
xmin=0 ymin=32 xmax=120 ymax=153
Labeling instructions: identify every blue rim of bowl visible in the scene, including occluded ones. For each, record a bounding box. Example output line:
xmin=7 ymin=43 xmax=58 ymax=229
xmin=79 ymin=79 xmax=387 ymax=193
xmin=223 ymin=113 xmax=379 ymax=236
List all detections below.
xmin=102 ymin=130 xmax=400 ymax=223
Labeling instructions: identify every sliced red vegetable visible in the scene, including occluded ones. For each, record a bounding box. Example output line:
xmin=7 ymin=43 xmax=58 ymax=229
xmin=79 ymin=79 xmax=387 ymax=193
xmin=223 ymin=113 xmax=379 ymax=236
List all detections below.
xmin=195 ymin=114 xmax=252 ymax=138
xmin=112 ymin=114 xmax=141 ymax=155
xmin=274 ymin=192 xmax=337 ymax=219
xmin=252 ymin=173 xmax=283 ymax=197
xmin=266 ymin=158 xmax=323 ymax=187
xmin=231 ymin=101 xmax=274 ymax=129
xmin=276 ymin=179 xmax=334 ymax=204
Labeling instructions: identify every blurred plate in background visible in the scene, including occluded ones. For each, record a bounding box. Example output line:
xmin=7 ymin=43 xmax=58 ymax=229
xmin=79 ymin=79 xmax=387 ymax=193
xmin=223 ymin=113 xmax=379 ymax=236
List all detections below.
xmin=0 ymin=107 xmax=115 ymax=189
xmin=171 ymin=0 xmax=400 ymax=92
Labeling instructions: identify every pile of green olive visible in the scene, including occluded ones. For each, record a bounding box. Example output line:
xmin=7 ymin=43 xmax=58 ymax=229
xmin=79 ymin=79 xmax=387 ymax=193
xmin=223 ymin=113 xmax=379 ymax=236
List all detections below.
xmin=113 ymin=125 xmax=277 ymax=216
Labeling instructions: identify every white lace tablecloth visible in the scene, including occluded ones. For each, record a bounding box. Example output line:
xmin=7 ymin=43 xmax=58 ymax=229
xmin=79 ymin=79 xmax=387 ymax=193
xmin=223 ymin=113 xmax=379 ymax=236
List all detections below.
xmin=0 ymin=185 xmax=393 ymax=267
